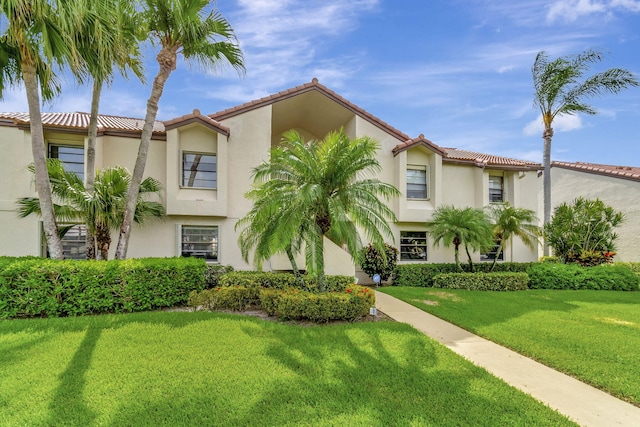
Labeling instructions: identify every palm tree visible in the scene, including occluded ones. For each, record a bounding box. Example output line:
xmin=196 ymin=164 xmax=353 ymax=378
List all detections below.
xmin=486 ymin=203 xmax=539 ymax=271
xmin=236 ymin=129 xmax=400 ymax=292
xmin=17 ymin=159 xmax=164 ymax=260
xmin=0 ymin=0 xmax=81 ymax=259
xmin=532 ymin=49 xmax=638 ymax=255
xmin=114 ymin=0 xmax=244 ymax=259
xmin=69 ymin=0 xmax=144 ymax=258
xmin=426 ymin=205 xmax=493 ymax=271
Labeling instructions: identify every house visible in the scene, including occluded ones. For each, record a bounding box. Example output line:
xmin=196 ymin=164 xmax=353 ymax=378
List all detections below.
xmin=0 ymin=79 xmax=542 ymax=278
xmin=551 ymin=161 xmax=640 ymax=262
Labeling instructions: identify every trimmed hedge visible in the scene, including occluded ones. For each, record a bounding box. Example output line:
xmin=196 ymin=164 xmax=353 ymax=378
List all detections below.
xmin=393 ymin=262 xmax=534 ymax=287
xmin=527 ymin=263 xmax=639 ymax=291
xmin=259 ymin=285 xmax=375 ymax=322
xmin=188 ymin=286 xmax=260 ymax=311
xmin=433 ymin=272 xmax=529 ymax=291
xmin=204 ymin=264 xmax=235 ymax=288
xmin=219 ymin=271 xmax=354 ymax=292
xmin=0 ymin=257 xmax=207 ymax=318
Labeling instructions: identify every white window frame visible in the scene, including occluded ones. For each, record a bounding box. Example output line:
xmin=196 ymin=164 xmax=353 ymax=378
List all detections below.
xmin=407 ymin=165 xmax=429 ymax=200
xmin=400 ymin=231 xmax=428 ymax=261
xmin=42 ymin=222 xmax=87 ymax=260
xmin=181 ymin=151 xmax=217 ymax=189
xmin=179 ymin=225 xmax=219 ymax=262
xmin=480 ymin=240 xmax=504 ymax=262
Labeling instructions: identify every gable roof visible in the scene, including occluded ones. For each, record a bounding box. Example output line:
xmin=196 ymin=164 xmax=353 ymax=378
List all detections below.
xmin=552 ymin=161 xmax=640 ymax=183
xmin=164 ymin=109 xmax=229 ymax=136
xmin=210 ymin=78 xmax=412 ymax=143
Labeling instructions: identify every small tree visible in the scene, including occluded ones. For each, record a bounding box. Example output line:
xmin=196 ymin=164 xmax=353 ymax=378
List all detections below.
xmin=544 ymin=197 xmax=624 ymax=265
xmin=426 ymin=205 xmax=494 ymax=271
xmin=358 ymin=243 xmax=398 ymax=283
xmin=487 ymin=203 xmax=539 ymax=271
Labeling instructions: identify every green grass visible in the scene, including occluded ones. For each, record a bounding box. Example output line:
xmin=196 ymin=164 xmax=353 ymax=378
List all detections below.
xmin=380 ymin=287 xmax=640 ymax=406
xmin=0 ymin=311 xmax=575 ymax=426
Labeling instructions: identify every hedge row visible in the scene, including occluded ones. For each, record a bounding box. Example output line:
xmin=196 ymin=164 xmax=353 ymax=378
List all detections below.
xmin=219 ymin=271 xmax=354 ymax=292
xmin=433 ymin=272 xmax=529 ymax=291
xmin=0 ymin=258 xmax=207 ymax=318
xmin=527 ymin=263 xmax=639 ymax=291
xmin=393 ymin=262 xmax=534 ymax=287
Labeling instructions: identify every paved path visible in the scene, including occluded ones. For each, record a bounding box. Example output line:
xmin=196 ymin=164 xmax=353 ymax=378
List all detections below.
xmin=374 ymin=290 xmax=640 ymax=427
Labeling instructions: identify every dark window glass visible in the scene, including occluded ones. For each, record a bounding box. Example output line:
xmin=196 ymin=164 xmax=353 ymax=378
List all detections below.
xmin=181 ymin=226 xmax=218 ymax=261
xmin=489 ymin=176 xmax=503 ymax=203
xmin=49 ymin=144 xmax=84 ymax=180
xmin=481 ymin=240 xmax=504 ymax=261
xmin=400 ymin=231 xmax=427 ymax=261
xmin=182 ymin=153 xmax=216 ymax=188
xmin=407 ymin=168 xmax=428 ymax=199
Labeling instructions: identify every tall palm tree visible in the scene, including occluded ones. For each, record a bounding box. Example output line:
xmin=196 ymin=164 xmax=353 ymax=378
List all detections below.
xmin=426 ymin=205 xmax=493 ymax=271
xmin=486 ymin=202 xmax=539 ymax=271
xmin=114 ymin=0 xmax=244 ymax=259
xmin=532 ymin=49 xmax=638 ymax=255
xmin=236 ymin=129 xmax=400 ymax=292
xmin=0 ymin=0 xmax=81 ymax=259
xmin=17 ymin=159 xmax=164 ymax=260
xmin=69 ymin=0 xmax=144 ymax=258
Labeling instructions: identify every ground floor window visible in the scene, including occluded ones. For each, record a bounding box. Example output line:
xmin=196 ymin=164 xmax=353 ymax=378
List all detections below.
xmin=43 ymin=224 xmax=87 ymax=260
xmin=400 ymin=231 xmax=427 ymax=261
xmin=481 ymin=240 xmax=504 ymax=261
xmin=181 ymin=225 xmax=218 ymax=261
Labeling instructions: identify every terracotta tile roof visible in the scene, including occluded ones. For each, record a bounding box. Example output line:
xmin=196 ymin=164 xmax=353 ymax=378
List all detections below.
xmin=209 ymin=78 xmax=411 ymax=142
xmin=442 ymin=148 xmax=542 ymax=170
xmin=0 ymin=112 xmax=166 ymax=133
xmin=392 ymin=134 xmax=445 ymax=156
xmin=552 ymin=161 xmax=640 ymax=182
xmin=164 ymin=109 xmax=229 ymax=136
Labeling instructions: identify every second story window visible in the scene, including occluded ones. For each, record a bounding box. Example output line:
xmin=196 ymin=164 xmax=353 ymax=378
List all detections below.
xmin=49 ymin=144 xmax=84 ymax=180
xmin=489 ymin=176 xmax=503 ymax=203
xmin=407 ymin=166 xmax=428 ymax=199
xmin=182 ymin=153 xmax=216 ymax=189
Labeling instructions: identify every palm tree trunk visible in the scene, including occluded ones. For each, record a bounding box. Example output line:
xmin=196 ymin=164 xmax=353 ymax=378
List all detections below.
xmin=95 ymin=222 xmax=111 ymax=260
xmin=490 ymin=240 xmax=504 ymax=272
xmin=453 ymin=243 xmax=461 ymax=271
xmin=464 ymin=244 xmax=474 ymax=272
xmin=23 ymin=64 xmax=64 ymax=259
xmin=542 ymin=125 xmax=553 ymax=257
xmin=285 ymin=246 xmax=305 ymax=288
xmin=316 ymin=235 xmax=326 ymax=292
xmin=115 ymin=46 xmax=177 ymax=259
xmin=85 ymin=79 xmax=102 ymax=260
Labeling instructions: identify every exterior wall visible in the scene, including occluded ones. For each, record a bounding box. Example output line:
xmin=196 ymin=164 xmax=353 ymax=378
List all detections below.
xmin=551 ymin=167 xmax=640 ymax=262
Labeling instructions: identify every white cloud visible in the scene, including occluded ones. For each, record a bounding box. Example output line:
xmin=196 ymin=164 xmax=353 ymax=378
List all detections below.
xmin=523 ymin=114 xmax=583 ymax=136
xmin=546 ymin=0 xmax=640 ymax=23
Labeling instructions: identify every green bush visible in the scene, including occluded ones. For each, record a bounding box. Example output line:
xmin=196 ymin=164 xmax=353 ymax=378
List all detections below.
xmin=358 ymin=243 xmax=398 ymax=282
xmin=204 ymin=264 xmax=235 ymax=288
xmin=259 ymin=285 xmax=375 ymax=322
xmin=433 ymin=272 xmax=529 ymax=291
xmin=393 ymin=263 xmax=533 ymax=287
xmin=219 ymin=271 xmax=354 ymax=292
xmin=527 ymin=263 xmax=639 ymax=291
xmin=618 ymin=262 xmax=640 ymax=275
xmin=0 ymin=257 xmax=207 ymax=319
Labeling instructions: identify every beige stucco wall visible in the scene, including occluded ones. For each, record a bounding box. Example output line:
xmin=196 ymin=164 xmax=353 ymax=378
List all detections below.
xmin=551 ymin=167 xmax=640 ymax=262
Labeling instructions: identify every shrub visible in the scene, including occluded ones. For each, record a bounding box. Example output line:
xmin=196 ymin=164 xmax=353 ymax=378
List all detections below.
xmin=618 ymin=262 xmax=640 ymax=275
xmin=393 ymin=263 xmax=533 ymax=287
xmin=433 ymin=272 xmax=529 ymax=291
xmin=539 ymin=256 xmax=560 ymax=263
xmin=527 ymin=263 xmax=639 ymax=291
xmin=204 ymin=264 xmax=235 ymax=288
xmin=0 ymin=257 xmax=207 ymax=319
xmin=358 ymin=243 xmax=399 ymax=282
xmin=259 ymin=285 xmax=375 ymax=322
xmin=219 ymin=271 xmax=354 ymax=292
xmin=565 ymin=250 xmax=616 ymax=267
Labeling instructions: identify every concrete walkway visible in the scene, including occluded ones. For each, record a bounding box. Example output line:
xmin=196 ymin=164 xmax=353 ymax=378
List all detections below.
xmin=374 ymin=290 xmax=640 ymax=427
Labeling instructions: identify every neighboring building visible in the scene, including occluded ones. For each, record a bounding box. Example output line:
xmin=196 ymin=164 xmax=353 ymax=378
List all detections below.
xmin=0 ymin=79 xmax=542 ymax=277
xmin=551 ymin=161 xmax=640 ymax=262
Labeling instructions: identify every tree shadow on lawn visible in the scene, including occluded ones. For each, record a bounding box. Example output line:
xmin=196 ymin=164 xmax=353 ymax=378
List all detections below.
xmin=104 ymin=320 xmax=573 ymax=427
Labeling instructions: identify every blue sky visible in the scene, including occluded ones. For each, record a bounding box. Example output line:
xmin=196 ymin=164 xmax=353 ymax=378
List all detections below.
xmin=1 ymin=0 xmax=639 ymax=165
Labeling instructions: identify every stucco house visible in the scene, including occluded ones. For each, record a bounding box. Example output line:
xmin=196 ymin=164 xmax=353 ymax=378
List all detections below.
xmin=551 ymin=161 xmax=640 ymax=262
xmin=0 ymin=79 xmax=542 ymax=277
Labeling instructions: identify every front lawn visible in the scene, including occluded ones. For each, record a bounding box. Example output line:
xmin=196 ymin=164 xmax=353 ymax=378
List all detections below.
xmin=380 ymin=287 xmax=640 ymax=406
xmin=0 ymin=311 xmax=575 ymax=426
